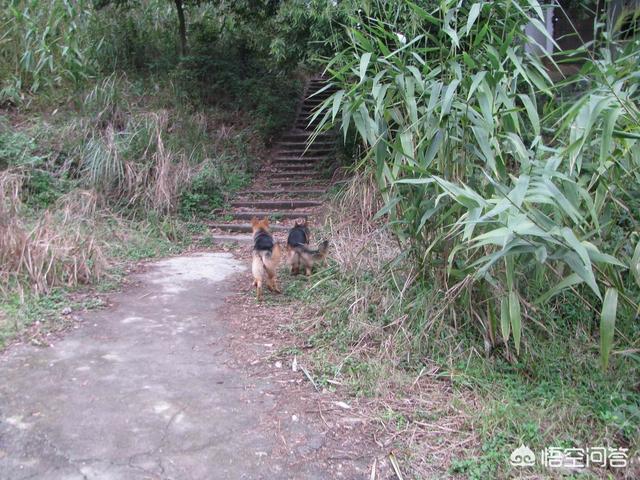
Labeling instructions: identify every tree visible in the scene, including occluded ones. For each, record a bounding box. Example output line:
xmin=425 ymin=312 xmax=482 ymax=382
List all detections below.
xmin=95 ymin=0 xmax=191 ymax=56
xmin=174 ymin=0 xmax=187 ymax=55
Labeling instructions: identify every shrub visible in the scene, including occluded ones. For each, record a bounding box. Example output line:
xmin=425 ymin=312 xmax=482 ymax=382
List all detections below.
xmin=320 ymin=0 xmax=640 ymax=368
xmin=0 ymin=171 xmax=105 ymax=295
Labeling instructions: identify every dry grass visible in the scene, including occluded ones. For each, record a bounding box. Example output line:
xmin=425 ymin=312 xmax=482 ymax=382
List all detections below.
xmin=326 ymin=170 xmax=399 ymax=271
xmin=0 ymin=169 xmax=105 ymax=296
xmin=80 ymin=110 xmax=193 ymax=213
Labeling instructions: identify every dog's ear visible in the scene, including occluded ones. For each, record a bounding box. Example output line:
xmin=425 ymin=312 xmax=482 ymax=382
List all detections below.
xmin=262 ymin=216 xmax=270 ymax=227
xmin=251 ymin=216 xmax=259 ymax=227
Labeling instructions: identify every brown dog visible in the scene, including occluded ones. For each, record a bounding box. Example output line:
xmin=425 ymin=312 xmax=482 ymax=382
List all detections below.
xmin=286 ymin=220 xmax=329 ymax=276
xmin=251 ymin=217 xmax=282 ymax=300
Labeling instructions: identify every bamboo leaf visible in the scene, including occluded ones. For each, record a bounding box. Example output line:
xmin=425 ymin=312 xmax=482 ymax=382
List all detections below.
xmin=500 ymin=297 xmax=510 ymax=343
xmin=599 ymin=107 xmax=620 ymax=167
xmin=359 ymin=52 xmax=372 ymax=82
xmin=525 ymin=0 xmax=544 ymax=20
xmin=331 ymin=90 xmax=345 ymax=122
xmin=441 ymin=79 xmax=460 ymax=117
xmin=535 ymin=273 xmax=583 ymax=304
xmin=632 ymin=240 xmax=640 ymax=288
xmin=600 ymin=288 xmax=618 ymax=370
xmin=509 ymin=291 xmax=522 ymax=355
xmin=466 ymin=3 xmax=483 ymax=36
xmin=518 ymin=93 xmax=540 ymax=137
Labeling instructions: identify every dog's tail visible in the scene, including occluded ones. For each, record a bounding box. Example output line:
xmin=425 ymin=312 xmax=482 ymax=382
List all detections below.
xmin=257 ymin=243 xmax=281 ymax=272
xmin=295 ymin=240 xmax=329 ymax=259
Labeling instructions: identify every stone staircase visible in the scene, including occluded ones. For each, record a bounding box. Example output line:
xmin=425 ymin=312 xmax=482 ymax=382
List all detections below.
xmin=209 ymin=77 xmax=338 ymax=242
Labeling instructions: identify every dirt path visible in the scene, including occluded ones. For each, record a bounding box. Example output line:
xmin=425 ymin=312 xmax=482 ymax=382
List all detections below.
xmin=0 ymin=253 xmax=376 ymax=479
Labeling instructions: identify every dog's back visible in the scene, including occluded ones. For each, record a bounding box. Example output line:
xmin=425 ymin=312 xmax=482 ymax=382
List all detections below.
xmin=251 ymin=217 xmax=281 ymax=300
xmin=287 ymin=224 xmax=309 ymax=248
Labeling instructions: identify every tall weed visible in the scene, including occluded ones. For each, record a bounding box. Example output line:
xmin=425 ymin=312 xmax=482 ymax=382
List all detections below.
xmin=0 ymin=170 xmax=105 ymax=295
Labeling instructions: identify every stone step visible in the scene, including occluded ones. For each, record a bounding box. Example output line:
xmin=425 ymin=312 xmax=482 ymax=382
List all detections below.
xmin=295 ymin=118 xmax=324 ymax=125
xmin=275 ymin=145 xmax=333 ymax=153
xmin=284 ymin=128 xmax=322 ymax=135
xmin=271 ymin=179 xmax=328 ymax=187
xmin=305 ymin=96 xmax=332 ymax=103
xmin=273 ymin=153 xmax=330 ymax=160
xmin=276 ymin=140 xmax=331 ymax=147
xmin=209 ymin=223 xmax=289 ymax=233
xmin=273 ymin=152 xmax=328 ymax=159
xmin=272 ymin=156 xmax=328 ymax=162
xmin=299 ymin=106 xmax=325 ymax=113
xmin=277 ymin=140 xmax=334 ymax=147
xmin=280 ymin=132 xmax=333 ymax=140
xmin=307 ymin=86 xmax=335 ymax=92
xmin=298 ymin=102 xmax=322 ymax=110
xmin=272 ymin=172 xmax=320 ymax=179
xmin=299 ymin=109 xmax=324 ymax=117
xmin=277 ymin=144 xmax=329 ymax=149
xmin=231 ymin=200 xmax=322 ymax=209
xmin=271 ymin=172 xmax=323 ymax=179
xmin=273 ymin=156 xmax=323 ymax=162
xmin=298 ymin=109 xmax=325 ymax=116
xmin=226 ymin=211 xmax=313 ymax=220
xmin=274 ymin=165 xmax=320 ymax=172
xmin=302 ymin=99 xmax=328 ymax=105
xmin=239 ymin=189 xmax=326 ymax=196
xmin=296 ymin=117 xmax=323 ymax=122
xmin=271 ymin=164 xmax=321 ymax=171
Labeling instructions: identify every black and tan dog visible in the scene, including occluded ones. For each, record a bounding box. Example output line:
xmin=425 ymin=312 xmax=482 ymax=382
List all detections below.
xmin=286 ymin=220 xmax=329 ymax=276
xmin=251 ymin=217 xmax=282 ymax=300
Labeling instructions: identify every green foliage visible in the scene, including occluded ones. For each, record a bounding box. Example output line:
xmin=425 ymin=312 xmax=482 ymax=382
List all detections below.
xmin=0 ymin=118 xmax=69 ymax=206
xmin=88 ymin=0 xmax=179 ymax=73
xmin=22 ymin=170 xmax=68 ymax=208
xmin=269 ymin=0 xmax=348 ymax=70
xmin=0 ymin=0 xmax=95 ymax=100
xmin=179 ymin=159 xmax=250 ymax=217
xmin=0 ymin=124 xmax=36 ymax=168
xmin=320 ymin=0 xmax=640 ymax=369
xmin=450 ymin=434 xmax=508 ymax=479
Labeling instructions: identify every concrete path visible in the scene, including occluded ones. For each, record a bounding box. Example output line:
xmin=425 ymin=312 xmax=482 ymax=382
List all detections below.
xmin=0 ymin=253 xmax=331 ymax=480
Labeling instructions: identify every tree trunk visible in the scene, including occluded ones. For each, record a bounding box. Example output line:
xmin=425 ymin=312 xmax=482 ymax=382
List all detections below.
xmin=174 ymin=0 xmax=187 ymax=56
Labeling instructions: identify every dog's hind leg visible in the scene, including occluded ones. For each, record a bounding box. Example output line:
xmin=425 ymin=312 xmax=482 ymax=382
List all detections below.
xmin=291 ymin=254 xmax=300 ymax=275
xmin=255 ymin=279 xmax=263 ymax=300
xmin=252 ymin=254 xmax=266 ymax=301
xmin=266 ymin=269 xmax=282 ymax=293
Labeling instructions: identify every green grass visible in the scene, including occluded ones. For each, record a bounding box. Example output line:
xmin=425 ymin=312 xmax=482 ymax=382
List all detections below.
xmin=445 ymin=329 xmax=640 ymax=477
xmin=0 ymin=288 xmax=105 ymax=349
xmin=280 ymin=257 xmax=640 ymax=477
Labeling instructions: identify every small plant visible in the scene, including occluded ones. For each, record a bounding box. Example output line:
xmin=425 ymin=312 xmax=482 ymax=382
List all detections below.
xmin=0 ymin=121 xmax=41 ymax=168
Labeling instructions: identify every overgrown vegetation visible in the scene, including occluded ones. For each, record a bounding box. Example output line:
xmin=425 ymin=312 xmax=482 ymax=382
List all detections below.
xmin=2 ymin=0 xmax=639 ymax=477
xmin=0 ymin=0 xmax=315 ymax=345
xmin=297 ymin=0 xmax=640 ymax=476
